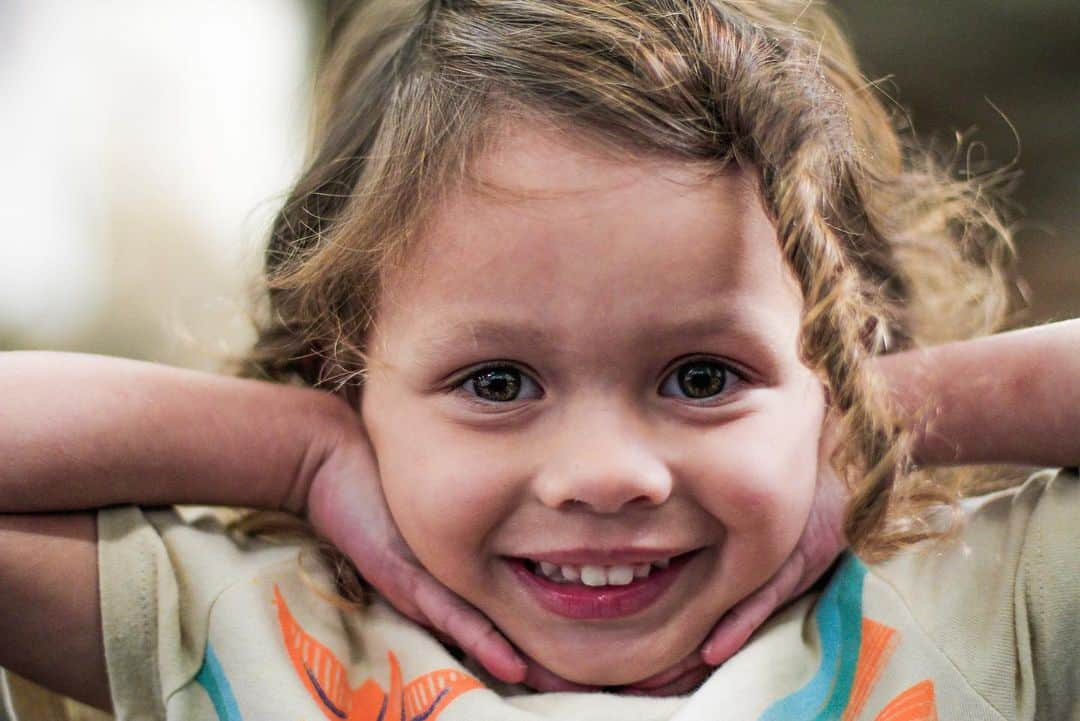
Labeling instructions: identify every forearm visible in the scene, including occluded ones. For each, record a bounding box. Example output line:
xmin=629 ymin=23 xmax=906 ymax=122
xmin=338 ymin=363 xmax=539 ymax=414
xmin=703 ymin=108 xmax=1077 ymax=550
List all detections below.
xmin=877 ymin=319 xmax=1080 ymax=468
xmin=0 ymin=351 xmax=349 ymax=514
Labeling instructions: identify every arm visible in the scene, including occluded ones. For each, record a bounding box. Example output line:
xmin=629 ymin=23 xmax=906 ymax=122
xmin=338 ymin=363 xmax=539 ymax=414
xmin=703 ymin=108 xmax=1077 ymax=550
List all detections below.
xmin=879 ymin=319 xmax=1080 ymax=468
xmin=0 ymin=351 xmax=351 ymax=710
xmin=0 ymin=351 xmax=525 ymax=709
xmin=687 ymin=319 xmax=1079 ymax=679
xmin=0 ymin=351 xmax=350 ymax=515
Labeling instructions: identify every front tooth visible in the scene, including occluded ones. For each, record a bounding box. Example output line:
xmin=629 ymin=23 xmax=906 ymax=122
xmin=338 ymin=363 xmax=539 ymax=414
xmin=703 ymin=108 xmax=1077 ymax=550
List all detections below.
xmin=580 ymin=565 xmax=606 ymax=587
xmin=633 ymin=563 xmax=652 ymax=579
xmin=539 ymin=561 xmax=558 ymax=577
xmin=606 ymin=565 xmax=634 ymax=585
xmin=653 ymin=558 xmax=671 ymax=569
xmin=561 ymin=565 xmax=581 ymax=581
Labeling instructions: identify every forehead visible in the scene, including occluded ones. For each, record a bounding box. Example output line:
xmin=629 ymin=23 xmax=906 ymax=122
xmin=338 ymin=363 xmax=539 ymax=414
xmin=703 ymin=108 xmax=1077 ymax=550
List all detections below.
xmin=376 ymin=122 xmax=802 ymax=348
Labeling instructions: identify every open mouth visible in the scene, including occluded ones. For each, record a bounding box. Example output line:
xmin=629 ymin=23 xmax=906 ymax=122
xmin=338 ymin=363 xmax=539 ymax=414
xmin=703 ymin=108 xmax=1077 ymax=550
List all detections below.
xmin=508 ymin=549 xmax=702 ymax=620
xmin=523 ymin=555 xmax=676 ymax=586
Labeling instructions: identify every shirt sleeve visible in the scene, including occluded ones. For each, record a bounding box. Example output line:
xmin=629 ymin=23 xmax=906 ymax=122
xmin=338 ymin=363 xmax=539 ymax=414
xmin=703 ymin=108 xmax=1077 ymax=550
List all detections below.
xmin=96 ymin=506 xmax=302 ymax=721
xmin=868 ymin=467 xmax=1080 ymax=720
xmin=97 ymin=506 xmax=178 ymax=720
xmin=1015 ymin=468 xmax=1080 ymax=721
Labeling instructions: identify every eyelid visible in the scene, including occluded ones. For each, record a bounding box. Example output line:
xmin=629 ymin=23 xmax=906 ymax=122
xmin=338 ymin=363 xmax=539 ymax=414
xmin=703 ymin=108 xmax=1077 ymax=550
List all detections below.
xmin=658 ymin=354 xmax=750 ymax=382
xmin=446 ymin=360 xmax=536 ymax=387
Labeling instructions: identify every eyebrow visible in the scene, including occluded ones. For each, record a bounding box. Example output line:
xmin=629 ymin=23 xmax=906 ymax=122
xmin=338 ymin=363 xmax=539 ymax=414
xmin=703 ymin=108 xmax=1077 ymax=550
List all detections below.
xmin=410 ymin=303 xmax=787 ymax=366
xmin=637 ymin=307 xmax=792 ymax=368
xmin=411 ymin=319 xmax=554 ymax=366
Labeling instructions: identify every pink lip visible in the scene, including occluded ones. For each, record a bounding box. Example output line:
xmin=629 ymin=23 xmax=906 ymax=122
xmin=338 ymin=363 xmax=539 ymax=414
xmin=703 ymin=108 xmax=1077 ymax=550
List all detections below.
xmin=507 ymin=550 xmax=700 ymax=620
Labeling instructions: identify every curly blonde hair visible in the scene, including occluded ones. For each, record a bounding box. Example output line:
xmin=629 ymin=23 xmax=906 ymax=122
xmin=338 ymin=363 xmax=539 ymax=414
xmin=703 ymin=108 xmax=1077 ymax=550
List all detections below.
xmin=242 ymin=0 xmax=1015 ymax=567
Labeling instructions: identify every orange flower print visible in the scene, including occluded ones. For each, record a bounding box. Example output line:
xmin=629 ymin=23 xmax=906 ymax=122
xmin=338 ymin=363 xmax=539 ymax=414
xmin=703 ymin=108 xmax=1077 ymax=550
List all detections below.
xmin=874 ymin=680 xmax=937 ymax=721
xmin=274 ymin=586 xmax=484 ymax=721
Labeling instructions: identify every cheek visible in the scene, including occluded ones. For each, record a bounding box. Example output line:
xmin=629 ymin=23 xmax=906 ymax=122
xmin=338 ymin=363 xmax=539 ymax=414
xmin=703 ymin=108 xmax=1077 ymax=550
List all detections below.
xmin=683 ymin=407 xmax=822 ymax=553
xmin=363 ymin=392 xmax=524 ymax=592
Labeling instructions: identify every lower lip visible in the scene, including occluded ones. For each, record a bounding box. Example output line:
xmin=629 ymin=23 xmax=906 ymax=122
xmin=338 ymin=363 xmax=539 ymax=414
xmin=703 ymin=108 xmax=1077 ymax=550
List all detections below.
xmin=508 ymin=552 xmax=698 ymax=620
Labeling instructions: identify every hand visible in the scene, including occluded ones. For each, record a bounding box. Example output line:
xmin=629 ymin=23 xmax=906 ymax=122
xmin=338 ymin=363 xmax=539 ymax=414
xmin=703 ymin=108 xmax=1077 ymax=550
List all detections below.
xmin=620 ymin=653 xmax=714 ymax=696
xmin=304 ymin=418 xmax=528 ymax=684
xmin=304 ymin=419 xmax=705 ymax=693
xmin=547 ymin=418 xmax=849 ymax=696
xmin=699 ymin=417 xmax=848 ymax=666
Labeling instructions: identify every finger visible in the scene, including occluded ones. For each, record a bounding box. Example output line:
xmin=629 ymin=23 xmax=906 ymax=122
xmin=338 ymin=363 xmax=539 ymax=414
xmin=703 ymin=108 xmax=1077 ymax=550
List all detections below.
xmin=350 ymin=551 xmax=429 ymax=626
xmin=700 ymin=552 xmax=805 ymax=666
xmin=521 ymin=659 xmax=597 ymax=693
xmin=621 ymin=665 xmax=712 ymax=697
xmin=699 ymin=601 xmax=769 ymax=667
xmin=357 ymin=554 xmax=527 ymax=682
xmin=411 ymin=576 xmax=527 ymax=684
xmin=622 ymin=653 xmax=704 ymax=690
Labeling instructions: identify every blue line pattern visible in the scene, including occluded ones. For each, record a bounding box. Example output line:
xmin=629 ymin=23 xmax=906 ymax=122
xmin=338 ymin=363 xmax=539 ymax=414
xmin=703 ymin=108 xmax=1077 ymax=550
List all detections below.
xmin=758 ymin=554 xmax=868 ymax=721
xmin=195 ymin=642 xmax=245 ymax=721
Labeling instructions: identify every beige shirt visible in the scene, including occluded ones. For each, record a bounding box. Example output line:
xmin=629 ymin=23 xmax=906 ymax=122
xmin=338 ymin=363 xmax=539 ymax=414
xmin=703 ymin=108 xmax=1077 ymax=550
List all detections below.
xmin=4 ymin=469 xmax=1078 ymax=721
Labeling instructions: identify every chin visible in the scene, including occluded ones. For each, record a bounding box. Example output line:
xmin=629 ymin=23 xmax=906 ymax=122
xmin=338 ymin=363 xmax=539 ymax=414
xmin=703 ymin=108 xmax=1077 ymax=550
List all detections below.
xmin=515 ymin=630 xmax=699 ymax=687
xmin=539 ymin=657 xmax=658 ymax=687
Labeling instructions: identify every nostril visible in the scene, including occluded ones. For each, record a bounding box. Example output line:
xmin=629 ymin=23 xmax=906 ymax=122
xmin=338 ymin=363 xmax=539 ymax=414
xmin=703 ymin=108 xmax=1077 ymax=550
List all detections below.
xmin=629 ymin=493 xmax=660 ymax=507
xmin=532 ymin=455 xmax=674 ymax=513
xmin=561 ymin=493 xmax=661 ymax=515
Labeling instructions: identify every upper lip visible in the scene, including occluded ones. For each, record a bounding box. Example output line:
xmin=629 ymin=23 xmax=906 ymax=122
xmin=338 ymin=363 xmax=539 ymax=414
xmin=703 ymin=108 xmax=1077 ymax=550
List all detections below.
xmin=511 ymin=548 xmax=699 ymax=565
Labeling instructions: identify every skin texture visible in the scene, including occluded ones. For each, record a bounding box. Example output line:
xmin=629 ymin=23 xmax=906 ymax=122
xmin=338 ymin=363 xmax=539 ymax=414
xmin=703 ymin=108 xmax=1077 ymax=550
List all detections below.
xmin=360 ymin=124 xmax=827 ymax=685
xmin=1 ymin=248 xmax=1075 ymax=701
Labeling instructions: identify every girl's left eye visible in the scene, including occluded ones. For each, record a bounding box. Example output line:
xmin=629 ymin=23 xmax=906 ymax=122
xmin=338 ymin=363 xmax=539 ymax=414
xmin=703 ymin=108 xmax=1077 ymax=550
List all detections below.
xmin=659 ymin=359 xmax=738 ymax=401
xmin=458 ymin=365 xmax=542 ymax=403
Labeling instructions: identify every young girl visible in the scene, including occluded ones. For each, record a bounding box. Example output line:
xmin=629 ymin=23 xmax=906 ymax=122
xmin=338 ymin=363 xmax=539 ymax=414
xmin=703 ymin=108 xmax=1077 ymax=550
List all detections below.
xmin=2 ymin=0 xmax=1079 ymax=719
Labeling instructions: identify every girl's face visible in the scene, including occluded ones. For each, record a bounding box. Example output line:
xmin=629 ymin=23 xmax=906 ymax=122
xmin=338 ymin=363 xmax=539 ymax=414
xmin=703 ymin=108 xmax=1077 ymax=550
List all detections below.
xmin=361 ymin=123 xmax=825 ymax=686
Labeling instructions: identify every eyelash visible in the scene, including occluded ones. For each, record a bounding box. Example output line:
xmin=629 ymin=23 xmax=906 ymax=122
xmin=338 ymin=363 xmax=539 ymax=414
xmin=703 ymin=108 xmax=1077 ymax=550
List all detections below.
xmin=450 ymin=357 xmax=747 ymax=406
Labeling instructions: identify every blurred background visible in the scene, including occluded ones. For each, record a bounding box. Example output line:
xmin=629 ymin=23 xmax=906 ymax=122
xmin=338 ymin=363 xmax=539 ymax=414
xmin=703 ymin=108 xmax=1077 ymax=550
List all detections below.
xmin=0 ymin=0 xmax=1077 ymax=372
xmin=0 ymin=1 xmax=1076 ymax=719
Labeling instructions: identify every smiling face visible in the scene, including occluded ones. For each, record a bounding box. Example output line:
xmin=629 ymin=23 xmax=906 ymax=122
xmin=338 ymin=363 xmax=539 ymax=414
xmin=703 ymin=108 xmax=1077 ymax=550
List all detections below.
xmin=360 ymin=123 xmax=826 ymax=686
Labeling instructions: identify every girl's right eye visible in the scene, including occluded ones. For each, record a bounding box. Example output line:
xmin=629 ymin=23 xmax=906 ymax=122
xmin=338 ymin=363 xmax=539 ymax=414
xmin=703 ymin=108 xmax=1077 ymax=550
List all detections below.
xmin=457 ymin=365 xmax=542 ymax=403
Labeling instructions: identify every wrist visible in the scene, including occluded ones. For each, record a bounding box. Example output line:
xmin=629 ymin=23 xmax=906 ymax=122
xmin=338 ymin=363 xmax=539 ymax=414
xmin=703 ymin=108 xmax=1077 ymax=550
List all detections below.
xmin=281 ymin=389 xmax=358 ymax=516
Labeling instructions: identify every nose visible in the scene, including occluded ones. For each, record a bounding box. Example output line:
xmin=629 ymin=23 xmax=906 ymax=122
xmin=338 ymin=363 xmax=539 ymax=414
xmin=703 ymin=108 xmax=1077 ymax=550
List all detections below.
xmin=532 ymin=406 xmax=673 ymax=514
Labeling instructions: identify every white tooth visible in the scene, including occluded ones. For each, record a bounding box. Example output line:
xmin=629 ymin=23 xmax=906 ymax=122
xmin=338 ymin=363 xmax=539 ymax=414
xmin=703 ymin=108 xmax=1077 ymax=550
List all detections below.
xmin=542 ymin=563 xmax=565 ymax=582
xmin=561 ymin=565 xmax=581 ymax=581
xmin=581 ymin=565 xmax=606 ymax=587
xmin=633 ymin=563 xmax=652 ymax=579
xmin=606 ymin=565 xmax=634 ymax=586
xmin=653 ymin=558 xmax=671 ymax=569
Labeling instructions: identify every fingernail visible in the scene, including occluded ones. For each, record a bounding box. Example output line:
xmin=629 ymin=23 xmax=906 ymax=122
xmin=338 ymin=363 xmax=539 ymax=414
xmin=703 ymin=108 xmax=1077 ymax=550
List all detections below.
xmin=700 ymin=645 xmax=718 ymax=666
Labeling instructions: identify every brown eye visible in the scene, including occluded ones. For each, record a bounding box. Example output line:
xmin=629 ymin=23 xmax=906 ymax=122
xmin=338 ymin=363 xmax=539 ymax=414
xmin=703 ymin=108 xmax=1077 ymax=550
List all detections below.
xmin=457 ymin=364 xmax=542 ymax=405
xmin=660 ymin=360 xmax=730 ymax=400
xmin=472 ymin=367 xmax=520 ymax=401
xmin=463 ymin=365 xmax=542 ymax=403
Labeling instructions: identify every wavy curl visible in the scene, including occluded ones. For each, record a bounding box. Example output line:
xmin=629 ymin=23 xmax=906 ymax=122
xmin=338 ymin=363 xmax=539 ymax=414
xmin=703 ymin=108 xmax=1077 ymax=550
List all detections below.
xmin=240 ymin=0 xmax=1017 ymax=573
